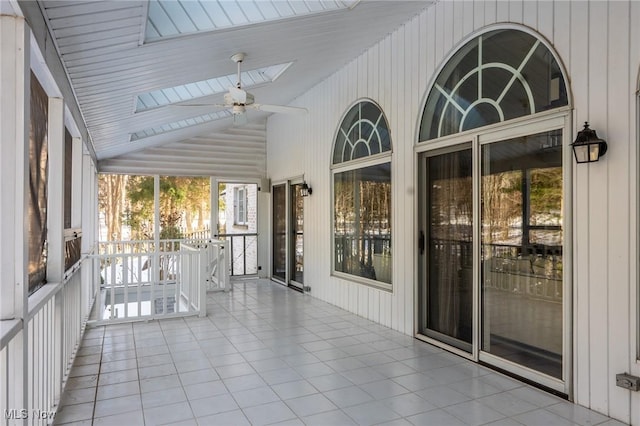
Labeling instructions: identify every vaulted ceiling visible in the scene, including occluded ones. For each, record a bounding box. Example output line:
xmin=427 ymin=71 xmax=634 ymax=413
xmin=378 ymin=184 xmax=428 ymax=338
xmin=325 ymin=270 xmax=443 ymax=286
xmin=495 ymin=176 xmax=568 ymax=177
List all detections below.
xmin=30 ymin=1 xmax=433 ymax=177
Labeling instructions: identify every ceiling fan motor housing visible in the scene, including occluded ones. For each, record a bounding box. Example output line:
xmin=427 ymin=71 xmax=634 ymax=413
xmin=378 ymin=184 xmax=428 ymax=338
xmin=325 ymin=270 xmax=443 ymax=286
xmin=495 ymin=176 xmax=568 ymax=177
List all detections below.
xmin=224 ymin=91 xmax=254 ymax=107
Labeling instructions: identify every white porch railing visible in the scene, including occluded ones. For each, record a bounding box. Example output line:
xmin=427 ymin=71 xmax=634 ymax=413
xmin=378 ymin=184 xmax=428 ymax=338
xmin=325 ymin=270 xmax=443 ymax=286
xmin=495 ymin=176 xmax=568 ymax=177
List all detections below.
xmin=0 ymin=239 xmax=229 ymax=425
xmin=0 ymin=254 xmax=96 ymax=426
xmin=198 ymin=240 xmax=231 ymax=292
xmin=92 ymin=238 xmax=229 ymax=324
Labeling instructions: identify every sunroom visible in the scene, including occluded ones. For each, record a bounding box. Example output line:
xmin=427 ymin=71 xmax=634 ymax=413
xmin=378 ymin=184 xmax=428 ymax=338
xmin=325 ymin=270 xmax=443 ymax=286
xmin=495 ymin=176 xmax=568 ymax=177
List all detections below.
xmin=1 ymin=1 xmax=639 ymax=425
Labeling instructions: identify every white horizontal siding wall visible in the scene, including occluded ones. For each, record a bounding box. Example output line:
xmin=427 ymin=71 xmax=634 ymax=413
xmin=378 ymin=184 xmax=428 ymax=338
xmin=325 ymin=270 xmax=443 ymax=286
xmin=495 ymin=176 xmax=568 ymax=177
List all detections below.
xmin=98 ymin=122 xmax=268 ymax=178
xmin=267 ymin=1 xmax=639 ymax=423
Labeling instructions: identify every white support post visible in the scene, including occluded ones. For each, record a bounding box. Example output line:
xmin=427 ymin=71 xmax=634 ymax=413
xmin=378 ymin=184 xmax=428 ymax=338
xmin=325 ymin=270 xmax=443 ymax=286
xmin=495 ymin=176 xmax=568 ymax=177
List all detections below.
xmin=47 ymin=98 xmax=65 ymax=410
xmin=81 ymin=154 xmax=97 ymax=318
xmin=211 ymin=177 xmax=217 ymax=238
xmin=0 ymin=13 xmax=30 ymax=422
xmin=71 ymin=137 xmax=82 ymax=229
xmin=47 ymin=97 xmax=65 ymax=284
xmin=0 ymin=15 xmax=29 ymax=320
xmin=81 ymin=154 xmax=94 ymax=253
xmin=199 ymin=247 xmax=207 ymax=317
xmin=153 ymin=175 xmax=160 ymax=315
xmin=54 ymin=280 xmax=63 ymax=404
xmin=154 ymin=175 xmax=160 ymax=243
xmin=223 ymin=243 xmax=232 ymax=292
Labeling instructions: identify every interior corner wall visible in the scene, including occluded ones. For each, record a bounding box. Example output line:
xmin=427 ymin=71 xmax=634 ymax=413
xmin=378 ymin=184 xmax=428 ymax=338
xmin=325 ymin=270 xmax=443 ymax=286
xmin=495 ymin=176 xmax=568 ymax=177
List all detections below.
xmin=266 ymin=1 xmax=640 ymax=423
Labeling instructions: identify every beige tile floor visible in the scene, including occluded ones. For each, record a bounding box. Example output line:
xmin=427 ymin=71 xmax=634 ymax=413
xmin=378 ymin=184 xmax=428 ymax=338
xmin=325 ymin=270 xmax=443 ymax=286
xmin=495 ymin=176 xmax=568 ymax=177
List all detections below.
xmin=54 ymin=279 xmax=625 ymax=426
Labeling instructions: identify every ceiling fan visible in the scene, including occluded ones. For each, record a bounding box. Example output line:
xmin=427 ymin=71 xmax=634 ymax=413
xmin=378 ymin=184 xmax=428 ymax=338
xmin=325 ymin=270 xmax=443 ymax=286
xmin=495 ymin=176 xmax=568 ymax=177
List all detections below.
xmin=175 ymin=52 xmax=307 ymax=125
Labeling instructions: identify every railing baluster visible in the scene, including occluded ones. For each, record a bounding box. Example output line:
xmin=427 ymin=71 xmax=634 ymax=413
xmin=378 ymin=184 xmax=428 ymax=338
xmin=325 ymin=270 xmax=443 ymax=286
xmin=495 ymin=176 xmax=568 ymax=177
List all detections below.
xmin=86 ymin=238 xmax=226 ymax=324
xmin=123 ymin=253 xmax=129 ymax=320
xmin=137 ymin=253 xmax=142 ymax=318
xmin=161 ymin=253 xmax=167 ymax=315
xmin=177 ymin=253 xmax=183 ymax=314
xmin=243 ymin=235 xmax=247 ymax=275
xmin=150 ymin=251 xmax=156 ymax=319
xmin=109 ymin=260 xmax=116 ymax=319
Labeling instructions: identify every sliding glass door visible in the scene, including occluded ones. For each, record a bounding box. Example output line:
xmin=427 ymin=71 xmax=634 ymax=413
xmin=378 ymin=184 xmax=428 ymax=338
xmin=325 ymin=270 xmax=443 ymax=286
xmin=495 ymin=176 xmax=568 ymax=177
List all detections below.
xmin=272 ymin=184 xmax=286 ymax=283
xmin=418 ymin=117 xmax=569 ymax=393
xmin=419 ymin=147 xmax=473 ymax=353
xmin=272 ymin=181 xmax=305 ymax=291
xmin=480 ymin=129 xmax=564 ymax=380
xmin=290 ymin=183 xmax=304 ymax=289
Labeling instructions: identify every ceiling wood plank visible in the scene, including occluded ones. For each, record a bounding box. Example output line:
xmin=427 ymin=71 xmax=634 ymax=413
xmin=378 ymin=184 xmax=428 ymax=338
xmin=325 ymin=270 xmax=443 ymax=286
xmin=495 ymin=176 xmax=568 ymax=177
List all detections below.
xmin=44 ymin=1 xmax=141 ymax=20
xmin=48 ymin=5 xmax=144 ymax=29
xmin=56 ymin=26 xmax=142 ymax=48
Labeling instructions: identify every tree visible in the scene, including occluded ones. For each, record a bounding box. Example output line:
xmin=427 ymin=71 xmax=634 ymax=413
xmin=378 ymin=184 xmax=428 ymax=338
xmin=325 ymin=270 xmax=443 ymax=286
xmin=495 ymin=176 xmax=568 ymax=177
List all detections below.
xmin=98 ymin=174 xmax=127 ymax=241
xmin=99 ymin=174 xmax=212 ymax=242
xmin=125 ymin=176 xmax=155 ymax=240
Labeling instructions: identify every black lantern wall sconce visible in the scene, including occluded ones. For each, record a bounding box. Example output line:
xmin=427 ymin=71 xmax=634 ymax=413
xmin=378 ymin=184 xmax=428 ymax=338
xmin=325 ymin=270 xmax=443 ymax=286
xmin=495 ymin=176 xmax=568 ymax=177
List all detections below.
xmin=300 ymin=182 xmax=312 ymax=197
xmin=571 ymin=122 xmax=608 ymax=163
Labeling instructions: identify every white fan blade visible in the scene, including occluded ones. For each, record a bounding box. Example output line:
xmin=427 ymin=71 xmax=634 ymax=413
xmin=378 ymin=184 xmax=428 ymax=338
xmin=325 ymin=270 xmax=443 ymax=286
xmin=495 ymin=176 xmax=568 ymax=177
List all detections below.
xmin=170 ymin=103 xmax=227 ymax=108
xmin=228 ymin=86 xmax=247 ymax=104
xmin=249 ymin=103 xmax=308 ymax=115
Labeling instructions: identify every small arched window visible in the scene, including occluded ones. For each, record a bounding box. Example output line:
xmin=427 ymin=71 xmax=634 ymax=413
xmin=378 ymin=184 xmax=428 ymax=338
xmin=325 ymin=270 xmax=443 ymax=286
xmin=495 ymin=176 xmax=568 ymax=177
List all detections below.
xmin=333 ymin=100 xmax=392 ymax=164
xmin=332 ymin=100 xmax=392 ymax=290
xmin=419 ymin=29 xmax=568 ymax=141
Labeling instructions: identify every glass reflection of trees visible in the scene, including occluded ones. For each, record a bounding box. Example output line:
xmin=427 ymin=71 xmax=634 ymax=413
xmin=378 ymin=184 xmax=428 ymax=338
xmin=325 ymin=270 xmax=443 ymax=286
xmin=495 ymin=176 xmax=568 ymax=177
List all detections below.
xmin=334 ymin=164 xmax=391 ymax=284
xmin=481 ymin=164 xmax=564 ymax=296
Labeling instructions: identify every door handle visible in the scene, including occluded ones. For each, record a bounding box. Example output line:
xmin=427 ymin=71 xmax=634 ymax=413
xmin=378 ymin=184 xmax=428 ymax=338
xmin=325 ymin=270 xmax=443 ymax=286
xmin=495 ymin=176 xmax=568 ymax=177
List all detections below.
xmin=419 ymin=231 xmax=425 ymax=255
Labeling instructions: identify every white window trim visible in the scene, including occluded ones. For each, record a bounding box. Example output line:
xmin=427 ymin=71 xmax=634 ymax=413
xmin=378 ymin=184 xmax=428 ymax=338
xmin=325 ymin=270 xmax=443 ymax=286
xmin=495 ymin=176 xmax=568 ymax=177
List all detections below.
xmin=234 ymin=186 xmax=248 ymax=226
xmin=331 ymin=99 xmax=393 ymax=292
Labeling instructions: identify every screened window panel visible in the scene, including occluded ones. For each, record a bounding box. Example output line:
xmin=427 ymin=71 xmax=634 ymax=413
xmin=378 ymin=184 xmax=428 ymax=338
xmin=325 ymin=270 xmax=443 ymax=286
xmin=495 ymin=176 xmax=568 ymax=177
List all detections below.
xmin=65 ymin=237 xmax=82 ymax=271
xmin=28 ymin=72 xmax=49 ymax=293
xmin=64 ymin=129 xmax=72 ymax=229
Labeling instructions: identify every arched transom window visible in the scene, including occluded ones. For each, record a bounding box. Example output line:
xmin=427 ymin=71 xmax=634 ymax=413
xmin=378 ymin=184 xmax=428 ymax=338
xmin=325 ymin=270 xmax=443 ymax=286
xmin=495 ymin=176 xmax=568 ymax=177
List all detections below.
xmin=332 ymin=100 xmax=392 ymax=290
xmin=333 ymin=100 xmax=391 ymax=165
xmin=419 ymin=29 xmax=568 ymax=141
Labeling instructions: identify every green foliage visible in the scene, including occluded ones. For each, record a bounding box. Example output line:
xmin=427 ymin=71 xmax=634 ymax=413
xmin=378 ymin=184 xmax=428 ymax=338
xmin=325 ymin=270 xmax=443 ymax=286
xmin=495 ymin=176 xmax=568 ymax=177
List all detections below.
xmin=529 ymin=167 xmax=562 ymax=220
xmin=160 ymin=224 xmax=183 ymax=240
xmin=218 ymin=182 xmax=226 ymax=212
xmin=121 ymin=175 xmax=210 ymax=240
xmin=124 ymin=176 xmax=154 ymax=239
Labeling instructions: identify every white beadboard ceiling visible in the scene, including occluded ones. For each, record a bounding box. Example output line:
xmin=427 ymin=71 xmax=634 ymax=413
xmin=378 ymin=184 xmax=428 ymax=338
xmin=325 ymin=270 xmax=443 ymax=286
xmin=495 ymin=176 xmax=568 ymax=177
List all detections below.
xmin=145 ymin=0 xmax=361 ymax=42
xmin=35 ymin=0 xmax=433 ymax=176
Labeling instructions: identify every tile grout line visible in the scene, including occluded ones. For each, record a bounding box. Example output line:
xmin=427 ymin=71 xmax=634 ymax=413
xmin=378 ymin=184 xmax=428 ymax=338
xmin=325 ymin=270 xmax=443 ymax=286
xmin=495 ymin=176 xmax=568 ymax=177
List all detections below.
xmin=90 ymin=327 xmax=103 ymax=426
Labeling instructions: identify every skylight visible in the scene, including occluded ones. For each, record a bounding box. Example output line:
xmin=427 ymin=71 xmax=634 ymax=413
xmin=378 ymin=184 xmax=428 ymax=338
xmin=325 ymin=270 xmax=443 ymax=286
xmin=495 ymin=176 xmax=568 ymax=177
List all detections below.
xmin=145 ymin=0 xmax=360 ymax=42
xmin=136 ymin=62 xmax=292 ymax=112
xmin=130 ymin=110 xmax=232 ymax=141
